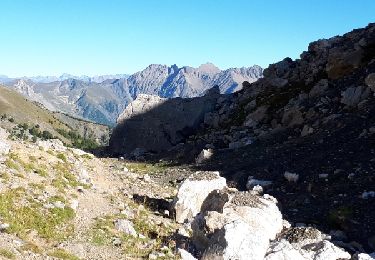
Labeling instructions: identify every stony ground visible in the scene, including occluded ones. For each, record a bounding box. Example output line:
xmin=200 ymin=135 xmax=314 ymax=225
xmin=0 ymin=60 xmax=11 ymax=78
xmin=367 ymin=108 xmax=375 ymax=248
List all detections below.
xmin=190 ymin=109 xmax=375 ymax=253
xmin=0 ymin=136 xmax=190 ymax=260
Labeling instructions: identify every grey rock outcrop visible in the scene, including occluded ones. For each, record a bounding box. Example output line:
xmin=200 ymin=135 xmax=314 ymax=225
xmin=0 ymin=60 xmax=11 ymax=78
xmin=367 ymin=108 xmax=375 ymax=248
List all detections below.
xmin=115 ymin=94 xmax=166 ymax=124
xmin=341 ymin=86 xmax=367 ymax=106
xmin=365 ymin=73 xmax=375 ymax=91
xmin=37 ymin=139 xmax=67 ymax=152
xmin=114 ymin=219 xmax=137 ymax=237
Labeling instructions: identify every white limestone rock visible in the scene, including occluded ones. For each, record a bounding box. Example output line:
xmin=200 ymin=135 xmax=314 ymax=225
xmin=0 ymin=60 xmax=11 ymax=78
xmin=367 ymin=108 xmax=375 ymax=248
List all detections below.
xmin=37 ymin=139 xmax=66 ymax=152
xmin=77 ymin=165 xmax=91 ymax=185
xmin=195 ymin=149 xmax=213 ymax=164
xmin=117 ymin=94 xmax=166 ymax=123
xmin=178 ymin=248 xmax=197 ymax=260
xmin=246 ymin=176 xmax=273 ymax=190
xmin=357 ymin=252 xmax=375 ymax=260
xmin=174 ymin=171 xmax=227 ymax=223
xmin=0 ymin=128 xmax=11 ymax=156
xmin=53 ymin=201 xmax=65 ymax=209
xmin=302 ymin=240 xmax=351 ymax=260
xmin=71 ymin=148 xmax=94 ymax=158
xmin=194 ymin=192 xmax=283 ymax=260
xmin=265 ymin=239 xmax=305 ymax=260
xmin=70 ymin=199 xmax=79 ymax=211
xmin=114 ymin=219 xmax=137 ymax=237
xmin=274 ymin=227 xmax=351 ymax=260
xmin=206 ymin=219 xmax=265 ymax=260
xmin=265 ymin=238 xmax=351 ymax=260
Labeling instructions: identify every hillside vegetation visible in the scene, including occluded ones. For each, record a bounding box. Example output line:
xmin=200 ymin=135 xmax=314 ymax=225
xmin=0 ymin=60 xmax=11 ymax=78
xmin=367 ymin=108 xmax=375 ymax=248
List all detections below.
xmin=0 ymin=85 xmax=109 ymax=149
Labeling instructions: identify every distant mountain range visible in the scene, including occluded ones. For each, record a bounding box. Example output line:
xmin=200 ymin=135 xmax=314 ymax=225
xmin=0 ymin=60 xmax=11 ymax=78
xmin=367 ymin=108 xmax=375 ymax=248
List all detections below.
xmin=1 ymin=63 xmax=263 ymax=125
xmin=0 ymin=74 xmax=129 ymax=84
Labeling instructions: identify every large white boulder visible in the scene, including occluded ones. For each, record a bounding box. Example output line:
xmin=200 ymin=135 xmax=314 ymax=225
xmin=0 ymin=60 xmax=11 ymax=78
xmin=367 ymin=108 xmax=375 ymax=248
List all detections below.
xmin=174 ymin=171 xmax=227 ymax=223
xmin=175 ymin=174 xmax=351 ymax=260
xmin=193 ymin=192 xmax=283 ymax=260
xmin=203 ymin=218 xmax=262 ymax=260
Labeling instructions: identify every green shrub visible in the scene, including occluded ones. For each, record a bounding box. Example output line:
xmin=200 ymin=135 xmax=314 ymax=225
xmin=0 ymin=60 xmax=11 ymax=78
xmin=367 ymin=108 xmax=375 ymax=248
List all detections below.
xmin=41 ymin=130 xmax=54 ymax=140
xmin=56 ymin=153 xmax=67 ymax=162
xmin=55 ymin=128 xmax=99 ymax=150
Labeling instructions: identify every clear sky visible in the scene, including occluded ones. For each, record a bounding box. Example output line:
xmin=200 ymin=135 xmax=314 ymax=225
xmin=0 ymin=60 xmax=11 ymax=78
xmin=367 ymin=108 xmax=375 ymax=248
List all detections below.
xmin=0 ymin=0 xmax=374 ymax=77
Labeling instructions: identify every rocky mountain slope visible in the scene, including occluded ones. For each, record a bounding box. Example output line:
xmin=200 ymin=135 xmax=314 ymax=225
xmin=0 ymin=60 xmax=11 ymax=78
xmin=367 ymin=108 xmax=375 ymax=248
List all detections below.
xmin=2 ymin=19 xmax=374 ymax=260
xmin=108 ymin=22 xmax=375 ymax=256
xmin=2 ymin=63 xmax=262 ymax=125
xmin=0 ymin=85 xmax=109 ymax=148
xmin=2 ymin=128 xmax=373 ymax=260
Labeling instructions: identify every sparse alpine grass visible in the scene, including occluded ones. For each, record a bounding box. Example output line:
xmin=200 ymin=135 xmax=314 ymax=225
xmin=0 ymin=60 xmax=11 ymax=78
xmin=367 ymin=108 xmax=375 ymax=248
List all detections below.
xmin=56 ymin=152 xmax=68 ymax=162
xmin=124 ymin=161 xmax=168 ymax=175
xmin=88 ymin=197 xmax=176 ymax=258
xmin=4 ymin=152 xmax=49 ymax=178
xmin=47 ymin=249 xmax=80 ymax=260
xmin=0 ymin=188 xmax=75 ymax=241
xmin=0 ymin=248 xmax=16 ymax=259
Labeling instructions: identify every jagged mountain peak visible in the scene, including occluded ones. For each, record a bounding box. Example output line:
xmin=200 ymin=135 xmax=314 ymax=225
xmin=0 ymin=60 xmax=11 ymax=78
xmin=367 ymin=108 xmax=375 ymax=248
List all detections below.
xmin=2 ymin=63 xmax=263 ymax=125
xmin=197 ymin=62 xmax=221 ymax=75
xmin=143 ymin=64 xmax=170 ymax=71
xmin=1 ymin=74 xmax=129 ymax=84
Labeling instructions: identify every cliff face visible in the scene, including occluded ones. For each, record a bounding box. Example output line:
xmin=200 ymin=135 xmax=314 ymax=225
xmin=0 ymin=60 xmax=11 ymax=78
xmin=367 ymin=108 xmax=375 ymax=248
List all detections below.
xmin=109 ymin=87 xmax=221 ymax=155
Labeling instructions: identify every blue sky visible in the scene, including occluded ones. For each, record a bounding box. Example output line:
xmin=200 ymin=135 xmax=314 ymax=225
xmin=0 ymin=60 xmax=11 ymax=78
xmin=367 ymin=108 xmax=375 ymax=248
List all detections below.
xmin=0 ymin=0 xmax=374 ymax=77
